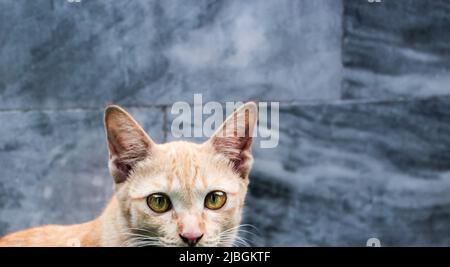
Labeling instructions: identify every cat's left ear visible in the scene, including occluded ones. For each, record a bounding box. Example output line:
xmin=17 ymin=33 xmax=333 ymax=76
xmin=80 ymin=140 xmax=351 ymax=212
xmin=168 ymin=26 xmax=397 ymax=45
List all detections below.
xmin=104 ymin=105 xmax=155 ymax=184
xmin=205 ymin=102 xmax=258 ymax=179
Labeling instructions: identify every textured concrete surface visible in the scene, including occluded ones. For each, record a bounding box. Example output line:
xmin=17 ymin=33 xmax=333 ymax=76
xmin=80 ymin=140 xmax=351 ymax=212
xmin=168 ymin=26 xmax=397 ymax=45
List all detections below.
xmin=245 ymin=98 xmax=450 ymax=246
xmin=0 ymin=108 xmax=164 ymax=234
xmin=0 ymin=0 xmax=341 ymax=109
xmin=1 ymin=0 xmax=450 ymax=246
xmin=343 ymin=0 xmax=450 ymax=99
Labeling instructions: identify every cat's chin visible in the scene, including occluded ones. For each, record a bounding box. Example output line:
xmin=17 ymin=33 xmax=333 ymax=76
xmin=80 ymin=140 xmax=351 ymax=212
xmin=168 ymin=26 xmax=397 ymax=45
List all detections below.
xmin=152 ymin=240 xmax=228 ymax=247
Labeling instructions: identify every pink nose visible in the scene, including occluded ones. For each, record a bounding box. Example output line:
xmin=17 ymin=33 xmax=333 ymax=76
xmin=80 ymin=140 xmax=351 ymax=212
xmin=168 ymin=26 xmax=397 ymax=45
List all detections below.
xmin=179 ymin=232 xmax=203 ymax=247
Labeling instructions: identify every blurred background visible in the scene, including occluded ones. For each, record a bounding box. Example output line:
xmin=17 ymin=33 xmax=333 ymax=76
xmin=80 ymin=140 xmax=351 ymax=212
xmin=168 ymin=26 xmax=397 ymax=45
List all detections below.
xmin=1 ymin=0 xmax=450 ymax=246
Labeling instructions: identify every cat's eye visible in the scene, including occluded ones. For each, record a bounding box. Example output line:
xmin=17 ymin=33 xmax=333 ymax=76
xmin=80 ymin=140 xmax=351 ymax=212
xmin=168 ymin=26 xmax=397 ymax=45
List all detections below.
xmin=204 ymin=191 xmax=227 ymax=210
xmin=146 ymin=193 xmax=172 ymax=213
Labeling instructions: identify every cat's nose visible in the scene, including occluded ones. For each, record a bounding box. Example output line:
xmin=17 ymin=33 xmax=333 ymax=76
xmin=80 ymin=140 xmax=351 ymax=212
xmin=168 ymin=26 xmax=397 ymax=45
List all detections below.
xmin=179 ymin=232 xmax=203 ymax=247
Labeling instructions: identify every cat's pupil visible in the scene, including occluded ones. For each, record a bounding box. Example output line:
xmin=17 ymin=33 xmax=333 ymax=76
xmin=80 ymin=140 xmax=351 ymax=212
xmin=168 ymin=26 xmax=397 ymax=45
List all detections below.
xmin=155 ymin=197 xmax=163 ymax=206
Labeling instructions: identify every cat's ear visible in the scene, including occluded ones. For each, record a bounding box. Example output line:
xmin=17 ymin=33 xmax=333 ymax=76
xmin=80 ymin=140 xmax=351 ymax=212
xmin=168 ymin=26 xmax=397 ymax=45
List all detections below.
xmin=104 ymin=105 xmax=155 ymax=183
xmin=206 ymin=102 xmax=258 ymax=179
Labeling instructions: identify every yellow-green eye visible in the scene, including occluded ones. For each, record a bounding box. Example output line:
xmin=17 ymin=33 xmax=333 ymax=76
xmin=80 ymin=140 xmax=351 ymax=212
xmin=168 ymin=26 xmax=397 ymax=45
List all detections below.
xmin=204 ymin=191 xmax=227 ymax=210
xmin=146 ymin=193 xmax=172 ymax=213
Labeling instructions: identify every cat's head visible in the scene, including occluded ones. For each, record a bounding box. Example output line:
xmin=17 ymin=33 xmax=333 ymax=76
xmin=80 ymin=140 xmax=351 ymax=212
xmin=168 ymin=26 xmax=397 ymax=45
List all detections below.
xmin=104 ymin=102 xmax=257 ymax=247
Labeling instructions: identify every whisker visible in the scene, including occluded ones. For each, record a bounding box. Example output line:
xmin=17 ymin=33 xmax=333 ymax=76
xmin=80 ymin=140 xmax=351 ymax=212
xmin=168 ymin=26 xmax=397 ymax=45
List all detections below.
xmin=120 ymin=227 xmax=162 ymax=247
xmin=217 ymin=224 xmax=259 ymax=247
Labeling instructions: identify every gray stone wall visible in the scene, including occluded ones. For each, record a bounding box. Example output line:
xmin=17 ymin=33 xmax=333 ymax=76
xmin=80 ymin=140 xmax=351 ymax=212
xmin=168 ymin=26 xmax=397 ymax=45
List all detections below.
xmin=1 ymin=0 xmax=450 ymax=246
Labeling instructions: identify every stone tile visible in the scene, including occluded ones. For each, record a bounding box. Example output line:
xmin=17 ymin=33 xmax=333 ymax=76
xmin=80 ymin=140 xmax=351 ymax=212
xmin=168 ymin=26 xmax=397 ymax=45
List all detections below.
xmin=343 ymin=0 xmax=450 ymax=99
xmin=0 ymin=107 xmax=164 ymax=235
xmin=243 ymin=97 xmax=450 ymax=246
xmin=0 ymin=0 xmax=342 ymax=109
xmin=2 ymin=98 xmax=450 ymax=246
xmin=162 ymin=97 xmax=450 ymax=245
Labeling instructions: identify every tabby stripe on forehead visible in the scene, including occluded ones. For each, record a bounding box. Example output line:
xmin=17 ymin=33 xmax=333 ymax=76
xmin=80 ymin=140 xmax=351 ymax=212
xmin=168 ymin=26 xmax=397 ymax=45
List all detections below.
xmin=167 ymin=173 xmax=174 ymax=191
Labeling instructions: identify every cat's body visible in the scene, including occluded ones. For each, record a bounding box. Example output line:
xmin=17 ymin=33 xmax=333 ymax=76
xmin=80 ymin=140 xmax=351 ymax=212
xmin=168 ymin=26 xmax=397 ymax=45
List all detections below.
xmin=0 ymin=197 xmax=125 ymax=247
xmin=0 ymin=103 xmax=257 ymax=247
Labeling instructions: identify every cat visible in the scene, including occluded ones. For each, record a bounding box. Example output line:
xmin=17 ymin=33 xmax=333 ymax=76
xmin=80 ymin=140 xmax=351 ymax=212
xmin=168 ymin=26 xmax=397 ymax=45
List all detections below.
xmin=0 ymin=102 xmax=258 ymax=247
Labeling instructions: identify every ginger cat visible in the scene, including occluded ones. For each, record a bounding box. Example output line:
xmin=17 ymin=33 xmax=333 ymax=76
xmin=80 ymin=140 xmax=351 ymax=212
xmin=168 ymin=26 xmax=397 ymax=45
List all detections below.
xmin=0 ymin=102 xmax=258 ymax=247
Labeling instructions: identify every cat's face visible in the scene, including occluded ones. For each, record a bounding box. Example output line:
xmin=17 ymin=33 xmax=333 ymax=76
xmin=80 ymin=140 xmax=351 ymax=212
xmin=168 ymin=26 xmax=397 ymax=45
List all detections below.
xmin=104 ymin=103 xmax=257 ymax=247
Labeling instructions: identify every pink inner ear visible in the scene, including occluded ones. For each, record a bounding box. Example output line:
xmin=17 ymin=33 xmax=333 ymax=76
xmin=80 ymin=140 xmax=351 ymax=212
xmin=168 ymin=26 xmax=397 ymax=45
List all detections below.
xmin=231 ymin=152 xmax=252 ymax=178
xmin=113 ymin=159 xmax=132 ymax=183
xmin=107 ymin=130 xmax=151 ymax=183
xmin=213 ymin=136 xmax=252 ymax=178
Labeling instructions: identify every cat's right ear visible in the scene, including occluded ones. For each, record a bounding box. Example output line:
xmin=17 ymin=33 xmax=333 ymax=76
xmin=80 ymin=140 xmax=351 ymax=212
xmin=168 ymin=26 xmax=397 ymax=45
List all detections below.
xmin=104 ymin=105 xmax=154 ymax=184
